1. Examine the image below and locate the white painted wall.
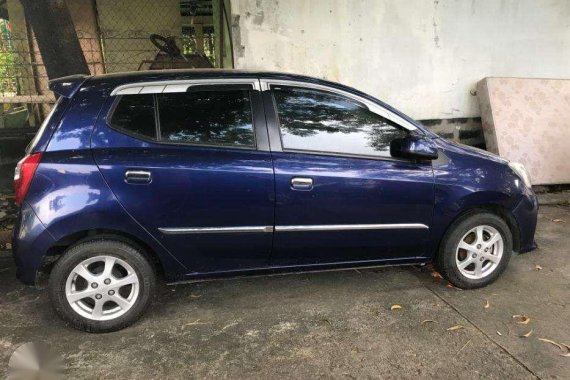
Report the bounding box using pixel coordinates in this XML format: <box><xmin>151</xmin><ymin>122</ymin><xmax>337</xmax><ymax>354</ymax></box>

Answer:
<box><xmin>231</xmin><ymin>0</ymin><xmax>570</xmax><ymax>120</ymax></box>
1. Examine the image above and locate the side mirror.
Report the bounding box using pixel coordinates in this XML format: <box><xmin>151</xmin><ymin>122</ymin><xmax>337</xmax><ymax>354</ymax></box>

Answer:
<box><xmin>390</xmin><ymin>135</ymin><xmax>438</xmax><ymax>160</ymax></box>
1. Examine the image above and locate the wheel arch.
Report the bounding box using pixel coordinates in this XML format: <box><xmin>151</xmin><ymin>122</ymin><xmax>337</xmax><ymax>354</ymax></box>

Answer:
<box><xmin>40</xmin><ymin>228</ymin><xmax>166</xmax><ymax>281</ymax></box>
<box><xmin>437</xmin><ymin>204</ymin><xmax>521</xmax><ymax>256</ymax></box>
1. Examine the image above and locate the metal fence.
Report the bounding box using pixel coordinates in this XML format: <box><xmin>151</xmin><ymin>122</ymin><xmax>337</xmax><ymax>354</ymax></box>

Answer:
<box><xmin>0</xmin><ymin>0</ymin><xmax>229</xmax><ymax>128</ymax></box>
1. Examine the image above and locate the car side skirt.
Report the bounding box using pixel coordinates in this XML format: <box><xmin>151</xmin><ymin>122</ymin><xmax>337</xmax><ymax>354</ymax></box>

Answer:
<box><xmin>168</xmin><ymin>256</ymin><xmax>430</xmax><ymax>285</ymax></box>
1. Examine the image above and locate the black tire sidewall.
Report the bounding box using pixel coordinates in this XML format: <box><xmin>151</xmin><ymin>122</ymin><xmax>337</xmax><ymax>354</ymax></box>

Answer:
<box><xmin>49</xmin><ymin>239</ymin><xmax>155</xmax><ymax>333</ymax></box>
<box><xmin>437</xmin><ymin>212</ymin><xmax>513</xmax><ymax>289</ymax></box>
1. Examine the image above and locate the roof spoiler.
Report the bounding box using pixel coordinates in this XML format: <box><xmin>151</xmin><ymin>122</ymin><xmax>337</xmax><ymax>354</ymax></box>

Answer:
<box><xmin>48</xmin><ymin>74</ymin><xmax>89</xmax><ymax>98</ymax></box>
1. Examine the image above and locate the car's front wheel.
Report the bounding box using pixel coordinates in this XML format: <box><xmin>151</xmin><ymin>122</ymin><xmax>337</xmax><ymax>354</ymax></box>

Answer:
<box><xmin>436</xmin><ymin>212</ymin><xmax>513</xmax><ymax>289</ymax></box>
<box><xmin>49</xmin><ymin>239</ymin><xmax>155</xmax><ymax>333</ymax></box>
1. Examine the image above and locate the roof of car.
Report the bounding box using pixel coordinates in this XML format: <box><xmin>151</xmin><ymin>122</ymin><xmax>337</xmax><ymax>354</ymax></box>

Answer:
<box><xmin>93</xmin><ymin>69</ymin><xmax>319</xmax><ymax>80</ymax></box>
<box><xmin>85</xmin><ymin>69</ymin><xmax>380</xmax><ymax>110</ymax></box>
<box><xmin>84</xmin><ymin>68</ymin><xmax>374</xmax><ymax>108</ymax></box>
<box><xmin>86</xmin><ymin>69</ymin><xmax>343</xmax><ymax>89</ymax></box>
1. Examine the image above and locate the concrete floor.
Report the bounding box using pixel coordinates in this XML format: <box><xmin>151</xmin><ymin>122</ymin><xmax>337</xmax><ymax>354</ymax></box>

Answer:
<box><xmin>0</xmin><ymin>206</ymin><xmax>569</xmax><ymax>379</ymax></box>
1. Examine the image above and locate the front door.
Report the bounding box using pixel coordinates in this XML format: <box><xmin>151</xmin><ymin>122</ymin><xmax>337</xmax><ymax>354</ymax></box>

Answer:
<box><xmin>263</xmin><ymin>83</ymin><xmax>435</xmax><ymax>266</ymax></box>
<box><xmin>92</xmin><ymin>79</ymin><xmax>275</xmax><ymax>273</ymax></box>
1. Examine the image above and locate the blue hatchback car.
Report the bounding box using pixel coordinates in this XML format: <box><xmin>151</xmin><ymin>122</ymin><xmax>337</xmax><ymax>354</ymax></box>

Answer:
<box><xmin>13</xmin><ymin>70</ymin><xmax>537</xmax><ymax>332</ymax></box>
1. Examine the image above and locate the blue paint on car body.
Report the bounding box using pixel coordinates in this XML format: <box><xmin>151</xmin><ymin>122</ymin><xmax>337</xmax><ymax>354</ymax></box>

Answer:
<box><xmin>12</xmin><ymin>70</ymin><xmax>537</xmax><ymax>285</ymax></box>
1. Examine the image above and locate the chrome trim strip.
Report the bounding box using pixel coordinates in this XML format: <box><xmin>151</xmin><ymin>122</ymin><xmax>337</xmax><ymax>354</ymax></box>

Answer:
<box><xmin>159</xmin><ymin>223</ymin><xmax>428</xmax><ymax>235</ymax></box>
<box><xmin>275</xmin><ymin>223</ymin><xmax>429</xmax><ymax>232</ymax></box>
<box><xmin>259</xmin><ymin>79</ymin><xmax>417</xmax><ymax>131</ymax></box>
<box><xmin>159</xmin><ymin>226</ymin><xmax>274</xmax><ymax>235</ymax></box>
<box><xmin>112</xmin><ymin>78</ymin><xmax>261</xmax><ymax>96</ymax></box>
<box><xmin>117</xmin><ymin>86</ymin><xmax>142</xmax><ymax>95</ymax></box>
<box><xmin>139</xmin><ymin>85</ymin><xmax>165</xmax><ymax>94</ymax></box>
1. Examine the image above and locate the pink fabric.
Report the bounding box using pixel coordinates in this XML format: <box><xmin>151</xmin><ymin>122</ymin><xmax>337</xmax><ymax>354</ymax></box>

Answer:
<box><xmin>477</xmin><ymin>77</ymin><xmax>570</xmax><ymax>185</ymax></box>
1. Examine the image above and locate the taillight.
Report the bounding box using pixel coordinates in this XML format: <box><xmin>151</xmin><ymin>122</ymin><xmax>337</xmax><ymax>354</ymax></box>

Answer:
<box><xmin>14</xmin><ymin>152</ymin><xmax>43</xmax><ymax>206</ymax></box>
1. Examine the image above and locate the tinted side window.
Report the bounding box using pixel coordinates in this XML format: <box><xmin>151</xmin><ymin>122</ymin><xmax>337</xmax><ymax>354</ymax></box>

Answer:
<box><xmin>110</xmin><ymin>94</ymin><xmax>157</xmax><ymax>139</ymax></box>
<box><xmin>272</xmin><ymin>86</ymin><xmax>408</xmax><ymax>157</ymax></box>
<box><xmin>157</xmin><ymin>89</ymin><xmax>255</xmax><ymax>147</ymax></box>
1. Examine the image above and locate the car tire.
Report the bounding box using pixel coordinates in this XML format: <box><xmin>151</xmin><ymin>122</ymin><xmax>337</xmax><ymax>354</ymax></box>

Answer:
<box><xmin>436</xmin><ymin>211</ymin><xmax>513</xmax><ymax>289</ymax></box>
<box><xmin>49</xmin><ymin>239</ymin><xmax>155</xmax><ymax>333</ymax></box>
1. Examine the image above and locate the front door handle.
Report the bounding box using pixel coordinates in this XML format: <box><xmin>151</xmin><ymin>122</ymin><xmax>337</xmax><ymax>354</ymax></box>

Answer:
<box><xmin>125</xmin><ymin>170</ymin><xmax>152</xmax><ymax>184</ymax></box>
<box><xmin>291</xmin><ymin>177</ymin><xmax>313</xmax><ymax>190</ymax></box>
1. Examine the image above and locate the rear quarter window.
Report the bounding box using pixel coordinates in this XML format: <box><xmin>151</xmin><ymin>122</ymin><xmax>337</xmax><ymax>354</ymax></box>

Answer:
<box><xmin>109</xmin><ymin>94</ymin><xmax>157</xmax><ymax>139</ymax></box>
<box><xmin>109</xmin><ymin>89</ymin><xmax>256</xmax><ymax>148</ymax></box>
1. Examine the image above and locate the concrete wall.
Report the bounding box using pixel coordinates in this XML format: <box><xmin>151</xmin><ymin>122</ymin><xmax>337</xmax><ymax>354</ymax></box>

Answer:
<box><xmin>230</xmin><ymin>0</ymin><xmax>570</xmax><ymax>121</ymax></box>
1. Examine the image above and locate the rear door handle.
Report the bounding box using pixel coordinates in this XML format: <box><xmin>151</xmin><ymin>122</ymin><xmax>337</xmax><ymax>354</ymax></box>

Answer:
<box><xmin>125</xmin><ymin>170</ymin><xmax>152</xmax><ymax>184</ymax></box>
<box><xmin>291</xmin><ymin>177</ymin><xmax>313</xmax><ymax>190</ymax></box>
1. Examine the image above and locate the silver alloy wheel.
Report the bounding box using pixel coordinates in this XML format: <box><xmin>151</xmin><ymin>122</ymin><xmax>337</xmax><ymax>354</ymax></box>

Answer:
<box><xmin>455</xmin><ymin>225</ymin><xmax>504</xmax><ymax>280</ymax></box>
<box><xmin>65</xmin><ymin>255</ymin><xmax>140</xmax><ymax>321</ymax></box>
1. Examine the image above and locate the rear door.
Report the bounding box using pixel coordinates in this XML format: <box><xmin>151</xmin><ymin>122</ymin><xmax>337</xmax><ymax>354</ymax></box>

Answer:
<box><xmin>262</xmin><ymin>80</ymin><xmax>435</xmax><ymax>266</ymax></box>
<box><xmin>92</xmin><ymin>78</ymin><xmax>275</xmax><ymax>273</ymax></box>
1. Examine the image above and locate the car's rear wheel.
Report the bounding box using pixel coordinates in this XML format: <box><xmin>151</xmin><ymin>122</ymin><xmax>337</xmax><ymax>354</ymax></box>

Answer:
<box><xmin>436</xmin><ymin>212</ymin><xmax>513</xmax><ymax>289</ymax></box>
<box><xmin>49</xmin><ymin>239</ymin><xmax>155</xmax><ymax>333</ymax></box>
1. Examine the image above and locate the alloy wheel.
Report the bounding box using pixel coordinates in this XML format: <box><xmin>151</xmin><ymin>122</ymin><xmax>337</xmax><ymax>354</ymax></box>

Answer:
<box><xmin>455</xmin><ymin>225</ymin><xmax>504</xmax><ymax>280</ymax></box>
<box><xmin>65</xmin><ymin>255</ymin><xmax>140</xmax><ymax>321</ymax></box>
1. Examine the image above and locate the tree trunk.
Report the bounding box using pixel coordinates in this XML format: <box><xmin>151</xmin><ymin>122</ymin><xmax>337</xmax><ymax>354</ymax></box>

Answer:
<box><xmin>20</xmin><ymin>0</ymin><xmax>89</xmax><ymax>79</ymax></box>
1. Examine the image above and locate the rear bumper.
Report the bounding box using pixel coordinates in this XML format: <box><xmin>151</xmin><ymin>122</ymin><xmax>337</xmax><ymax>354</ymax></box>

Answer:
<box><xmin>512</xmin><ymin>189</ymin><xmax>538</xmax><ymax>253</ymax></box>
<box><xmin>12</xmin><ymin>202</ymin><xmax>55</xmax><ymax>285</ymax></box>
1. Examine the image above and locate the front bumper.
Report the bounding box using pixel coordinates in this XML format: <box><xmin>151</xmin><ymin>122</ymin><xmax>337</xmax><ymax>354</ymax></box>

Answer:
<box><xmin>512</xmin><ymin>189</ymin><xmax>538</xmax><ymax>253</ymax></box>
<box><xmin>12</xmin><ymin>202</ymin><xmax>56</xmax><ymax>285</ymax></box>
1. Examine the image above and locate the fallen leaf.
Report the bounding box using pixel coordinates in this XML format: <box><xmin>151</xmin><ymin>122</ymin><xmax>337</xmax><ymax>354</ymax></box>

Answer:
<box><xmin>431</xmin><ymin>271</ymin><xmax>443</xmax><ymax>280</ymax></box>
<box><xmin>185</xmin><ymin>319</ymin><xmax>210</xmax><ymax>326</ymax></box>
<box><xmin>539</xmin><ymin>338</ymin><xmax>564</xmax><ymax>351</ymax></box>
<box><xmin>446</xmin><ymin>283</ymin><xmax>462</xmax><ymax>290</ymax></box>
<box><xmin>561</xmin><ymin>344</ymin><xmax>570</xmax><ymax>357</ymax></box>
<box><xmin>447</xmin><ymin>325</ymin><xmax>465</xmax><ymax>331</ymax></box>
<box><xmin>520</xmin><ymin>330</ymin><xmax>533</xmax><ymax>338</ymax></box>
<box><xmin>552</xmin><ymin>219</ymin><xmax>566</xmax><ymax>223</ymax></box>
<box><xmin>190</xmin><ymin>293</ymin><xmax>202</xmax><ymax>299</ymax></box>
<box><xmin>497</xmin><ymin>331</ymin><xmax>502</xmax><ymax>336</ymax></box>
<box><xmin>539</xmin><ymin>340</ymin><xmax>570</xmax><ymax>357</ymax></box>
<box><xmin>513</xmin><ymin>314</ymin><xmax>531</xmax><ymax>324</ymax></box>
<box><xmin>421</xmin><ymin>319</ymin><xmax>437</xmax><ymax>325</ymax></box>
<box><xmin>457</xmin><ymin>339</ymin><xmax>472</xmax><ymax>354</ymax></box>
<box><xmin>484</xmin><ymin>300</ymin><xmax>490</xmax><ymax>309</ymax></box>
<box><xmin>390</xmin><ymin>304</ymin><xmax>402</xmax><ymax>311</ymax></box>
